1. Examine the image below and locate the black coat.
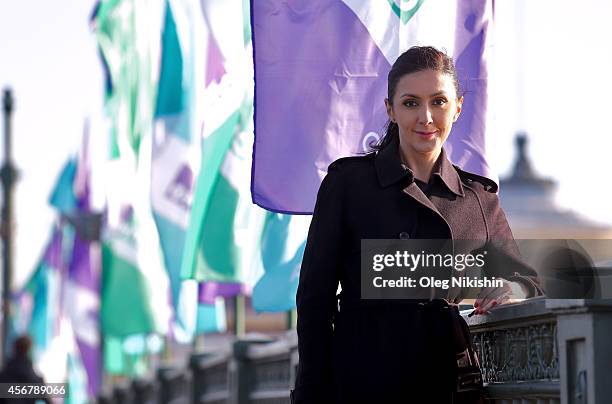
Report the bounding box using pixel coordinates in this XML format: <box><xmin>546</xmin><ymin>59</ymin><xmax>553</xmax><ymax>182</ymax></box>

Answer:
<box><xmin>0</xmin><ymin>355</ymin><xmax>50</xmax><ymax>404</ymax></box>
<box><xmin>293</xmin><ymin>137</ymin><xmax>540</xmax><ymax>403</ymax></box>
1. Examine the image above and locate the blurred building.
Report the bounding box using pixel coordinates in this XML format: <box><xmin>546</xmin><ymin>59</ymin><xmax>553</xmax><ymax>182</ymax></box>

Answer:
<box><xmin>500</xmin><ymin>134</ymin><xmax>612</xmax><ymax>244</ymax></box>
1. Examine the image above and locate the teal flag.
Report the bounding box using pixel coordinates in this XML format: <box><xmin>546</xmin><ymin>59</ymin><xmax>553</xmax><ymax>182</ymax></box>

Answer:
<box><xmin>187</xmin><ymin>104</ymin><xmax>266</xmax><ymax>284</ymax></box>
<box><xmin>252</xmin><ymin>214</ymin><xmax>311</xmax><ymax>312</ymax></box>
<box><xmin>94</xmin><ymin>0</ymin><xmax>165</xmax><ymax>159</ymax></box>
<box><xmin>151</xmin><ymin>0</ymin><xmax>198</xmax><ymax>341</ymax></box>
<box><xmin>94</xmin><ymin>0</ymin><xmax>172</xmax><ymax>340</ymax></box>
<box><xmin>101</xmin><ymin>200</ymin><xmax>170</xmax><ymax>338</ymax></box>
<box><xmin>180</xmin><ymin>0</ymin><xmax>256</xmax><ymax>285</ymax></box>
<box><xmin>196</xmin><ymin>298</ymin><xmax>227</xmax><ymax>334</ymax></box>
<box><xmin>152</xmin><ymin>0</ymin><xmax>234</xmax><ymax>339</ymax></box>
<box><xmin>49</xmin><ymin>158</ymin><xmax>78</xmax><ymax>214</ymax></box>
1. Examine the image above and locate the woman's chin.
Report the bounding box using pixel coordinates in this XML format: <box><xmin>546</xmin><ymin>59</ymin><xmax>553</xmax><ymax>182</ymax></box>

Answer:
<box><xmin>400</xmin><ymin>137</ymin><xmax>443</xmax><ymax>157</ymax></box>
<box><xmin>413</xmin><ymin>142</ymin><xmax>442</xmax><ymax>155</ymax></box>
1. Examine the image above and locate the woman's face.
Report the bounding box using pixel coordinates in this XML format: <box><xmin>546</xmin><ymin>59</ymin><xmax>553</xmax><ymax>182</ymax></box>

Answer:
<box><xmin>385</xmin><ymin>69</ymin><xmax>463</xmax><ymax>159</ymax></box>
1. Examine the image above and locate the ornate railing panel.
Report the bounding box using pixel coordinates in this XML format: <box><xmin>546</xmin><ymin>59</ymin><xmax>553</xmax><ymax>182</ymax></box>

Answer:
<box><xmin>473</xmin><ymin>322</ymin><xmax>559</xmax><ymax>383</ymax></box>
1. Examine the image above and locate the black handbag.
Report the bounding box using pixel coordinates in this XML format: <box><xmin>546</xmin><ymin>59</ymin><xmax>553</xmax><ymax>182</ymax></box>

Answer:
<box><xmin>450</xmin><ymin>307</ymin><xmax>484</xmax><ymax>403</ymax></box>
<box><xmin>455</xmin><ymin>345</ymin><xmax>483</xmax><ymax>393</ymax></box>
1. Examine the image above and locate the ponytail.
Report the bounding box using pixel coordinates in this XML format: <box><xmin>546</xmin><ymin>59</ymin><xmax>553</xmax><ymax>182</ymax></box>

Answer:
<box><xmin>370</xmin><ymin>120</ymin><xmax>399</xmax><ymax>152</ymax></box>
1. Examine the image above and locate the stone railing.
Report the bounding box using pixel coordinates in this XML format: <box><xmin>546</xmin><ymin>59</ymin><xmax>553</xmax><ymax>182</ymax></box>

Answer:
<box><xmin>468</xmin><ymin>298</ymin><xmax>560</xmax><ymax>403</ymax></box>
<box><xmin>98</xmin><ymin>299</ymin><xmax>612</xmax><ymax>404</ymax></box>
<box><xmin>191</xmin><ymin>350</ymin><xmax>231</xmax><ymax>403</ymax></box>
<box><xmin>467</xmin><ymin>297</ymin><xmax>612</xmax><ymax>404</ymax></box>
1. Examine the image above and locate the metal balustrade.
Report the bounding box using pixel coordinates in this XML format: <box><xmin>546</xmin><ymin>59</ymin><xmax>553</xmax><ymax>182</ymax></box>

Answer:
<box><xmin>132</xmin><ymin>377</ymin><xmax>158</xmax><ymax>404</ymax></box>
<box><xmin>98</xmin><ymin>298</ymin><xmax>612</xmax><ymax>404</ymax></box>
<box><xmin>467</xmin><ymin>298</ymin><xmax>612</xmax><ymax>404</ymax></box>
<box><xmin>191</xmin><ymin>352</ymin><xmax>231</xmax><ymax>404</ymax></box>
<box><xmin>158</xmin><ymin>366</ymin><xmax>192</xmax><ymax>404</ymax></box>
<box><xmin>232</xmin><ymin>337</ymin><xmax>293</xmax><ymax>404</ymax></box>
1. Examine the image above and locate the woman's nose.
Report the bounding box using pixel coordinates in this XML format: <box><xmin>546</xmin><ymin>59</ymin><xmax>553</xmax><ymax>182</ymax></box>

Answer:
<box><xmin>418</xmin><ymin>106</ymin><xmax>433</xmax><ymax>125</ymax></box>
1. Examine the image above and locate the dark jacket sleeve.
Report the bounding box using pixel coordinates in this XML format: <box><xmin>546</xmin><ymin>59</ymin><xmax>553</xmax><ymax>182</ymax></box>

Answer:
<box><xmin>484</xmin><ymin>193</ymin><xmax>543</xmax><ymax>298</ymax></box>
<box><xmin>293</xmin><ymin>166</ymin><xmax>344</xmax><ymax>403</ymax></box>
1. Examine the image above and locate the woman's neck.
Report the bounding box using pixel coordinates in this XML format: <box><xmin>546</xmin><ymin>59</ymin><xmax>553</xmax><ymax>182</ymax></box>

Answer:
<box><xmin>400</xmin><ymin>148</ymin><xmax>441</xmax><ymax>182</ymax></box>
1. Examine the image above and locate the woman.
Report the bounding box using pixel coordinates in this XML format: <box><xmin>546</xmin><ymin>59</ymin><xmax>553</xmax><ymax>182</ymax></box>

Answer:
<box><xmin>292</xmin><ymin>47</ymin><xmax>540</xmax><ymax>403</ymax></box>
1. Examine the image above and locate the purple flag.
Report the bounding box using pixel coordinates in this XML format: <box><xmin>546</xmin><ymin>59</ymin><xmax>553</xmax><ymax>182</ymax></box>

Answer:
<box><xmin>447</xmin><ymin>1</ymin><xmax>494</xmax><ymax>178</ymax></box>
<box><xmin>198</xmin><ymin>281</ymin><xmax>245</xmax><ymax>305</ymax></box>
<box><xmin>64</xmin><ymin>126</ymin><xmax>102</xmax><ymax>396</ymax></box>
<box><xmin>43</xmin><ymin>227</ymin><xmax>64</xmax><ymax>269</ymax></box>
<box><xmin>251</xmin><ymin>0</ymin><xmax>494</xmax><ymax>213</ymax></box>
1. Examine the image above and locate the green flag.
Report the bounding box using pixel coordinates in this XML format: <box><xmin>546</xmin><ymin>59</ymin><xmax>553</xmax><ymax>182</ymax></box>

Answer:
<box><xmin>94</xmin><ymin>0</ymin><xmax>172</xmax><ymax>339</ymax></box>
<box><xmin>94</xmin><ymin>0</ymin><xmax>165</xmax><ymax>160</ymax></box>
<box><xmin>101</xmin><ymin>160</ymin><xmax>171</xmax><ymax>338</ymax></box>
<box><xmin>189</xmin><ymin>104</ymin><xmax>266</xmax><ymax>284</ymax></box>
<box><xmin>180</xmin><ymin>0</ymin><xmax>255</xmax><ymax>282</ymax></box>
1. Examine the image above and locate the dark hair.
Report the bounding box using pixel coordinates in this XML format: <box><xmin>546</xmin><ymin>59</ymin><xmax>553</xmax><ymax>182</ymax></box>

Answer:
<box><xmin>370</xmin><ymin>46</ymin><xmax>460</xmax><ymax>151</ymax></box>
<box><xmin>14</xmin><ymin>335</ymin><xmax>32</xmax><ymax>358</ymax></box>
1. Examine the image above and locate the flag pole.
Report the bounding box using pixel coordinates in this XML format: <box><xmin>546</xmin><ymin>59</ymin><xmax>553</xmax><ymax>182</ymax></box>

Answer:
<box><xmin>1</xmin><ymin>88</ymin><xmax>18</xmax><ymax>365</ymax></box>
<box><xmin>286</xmin><ymin>309</ymin><xmax>297</xmax><ymax>330</ymax></box>
<box><xmin>233</xmin><ymin>295</ymin><xmax>245</xmax><ymax>337</ymax></box>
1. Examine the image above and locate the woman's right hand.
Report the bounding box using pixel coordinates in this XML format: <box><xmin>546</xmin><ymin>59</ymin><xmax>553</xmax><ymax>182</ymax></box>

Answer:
<box><xmin>473</xmin><ymin>280</ymin><xmax>527</xmax><ymax>315</ymax></box>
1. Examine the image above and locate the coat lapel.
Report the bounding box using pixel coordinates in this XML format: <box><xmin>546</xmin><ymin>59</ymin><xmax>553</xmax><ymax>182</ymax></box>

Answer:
<box><xmin>375</xmin><ymin>135</ymin><xmax>449</xmax><ymax>217</ymax></box>
<box><xmin>401</xmin><ymin>182</ymin><xmax>442</xmax><ymax>215</ymax></box>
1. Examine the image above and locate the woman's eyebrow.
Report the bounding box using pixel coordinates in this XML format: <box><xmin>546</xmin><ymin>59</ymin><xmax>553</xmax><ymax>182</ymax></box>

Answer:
<box><xmin>399</xmin><ymin>91</ymin><xmax>447</xmax><ymax>98</ymax></box>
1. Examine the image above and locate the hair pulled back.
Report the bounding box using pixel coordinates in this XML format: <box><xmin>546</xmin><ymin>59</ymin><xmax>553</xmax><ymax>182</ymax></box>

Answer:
<box><xmin>14</xmin><ymin>335</ymin><xmax>32</xmax><ymax>358</ymax></box>
<box><xmin>371</xmin><ymin>46</ymin><xmax>460</xmax><ymax>151</ymax></box>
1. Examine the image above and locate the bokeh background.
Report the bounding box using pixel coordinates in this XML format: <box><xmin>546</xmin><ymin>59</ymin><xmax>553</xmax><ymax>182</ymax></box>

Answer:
<box><xmin>1</xmin><ymin>0</ymin><xmax>611</xmax><ymax>402</ymax></box>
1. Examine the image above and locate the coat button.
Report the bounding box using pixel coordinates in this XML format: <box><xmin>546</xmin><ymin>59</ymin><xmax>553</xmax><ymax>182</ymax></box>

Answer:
<box><xmin>398</xmin><ymin>232</ymin><xmax>410</xmax><ymax>239</ymax></box>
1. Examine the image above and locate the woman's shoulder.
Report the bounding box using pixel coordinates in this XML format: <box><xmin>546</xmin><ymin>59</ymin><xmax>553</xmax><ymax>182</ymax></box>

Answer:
<box><xmin>328</xmin><ymin>152</ymin><xmax>376</xmax><ymax>173</ymax></box>
<box><xmin>452</xmin><ymin>164</ymin><xmax>498</xmax><ymax>194</ymax></box>
<box><xmin>451</xmin><ymin>166</ymin><xmax>508</xmax><ymax>223</ymax></box>
<box><xmin>320</xmin><ymin>153</ymin><xmax>378</xmax><ymax>192</ymax></box>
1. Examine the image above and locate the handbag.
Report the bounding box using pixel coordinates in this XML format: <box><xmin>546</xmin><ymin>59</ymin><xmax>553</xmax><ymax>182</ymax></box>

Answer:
<box><xmin>455</xmin><ymin>344</ymin><xmax>483</xmax><ymax>393</ymax></box>
<box><xmin>449</xmin><ymin>306</ymin><xmax>484</xmax><ymax>402</ymax></box>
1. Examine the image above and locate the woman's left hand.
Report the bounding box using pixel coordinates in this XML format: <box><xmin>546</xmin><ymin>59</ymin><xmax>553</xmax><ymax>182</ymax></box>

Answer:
<box><xmin>473</xmin><ymin>280</ymin><xmax>528</xmax><ymax>315</ymax></box>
